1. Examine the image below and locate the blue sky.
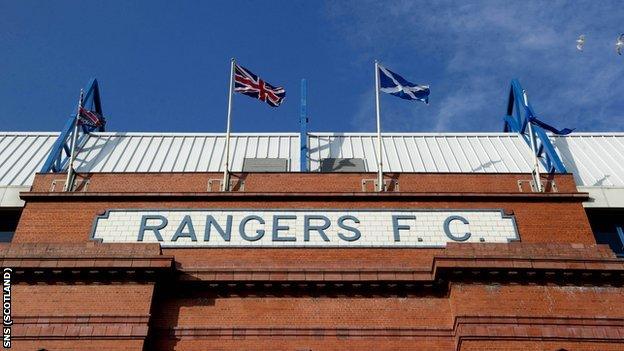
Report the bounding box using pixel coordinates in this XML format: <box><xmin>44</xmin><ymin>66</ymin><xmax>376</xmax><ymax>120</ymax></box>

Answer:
<box><xmin>1</xmin><ymin>1</ymin><xmax>623</xmax><ymax>133</ymax></box>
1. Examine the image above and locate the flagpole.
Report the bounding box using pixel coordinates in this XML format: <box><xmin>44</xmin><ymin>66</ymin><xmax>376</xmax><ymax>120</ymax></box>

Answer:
<box><xmin>222</xmin><ymin>58</ymin><xmax>235</xmax><ymax>192</ymax></box>
<box><xmin>523</xmin><ymin>89</ymin><xmax>543</xmax><ymax>192</ymax></box>
<box><xmin>374</xmin><ymin>60</ymin><xmax>384</xmax><ymax>192</ymax></box>
<box><xmin>64</xmin><ymin>90</ymin><xmax>83</xmax><ymax>192</ymax></box>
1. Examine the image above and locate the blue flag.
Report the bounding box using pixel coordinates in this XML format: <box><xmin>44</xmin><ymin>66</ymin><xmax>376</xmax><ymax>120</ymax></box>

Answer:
<box><xmin>378</xmin><ymin>64</ymin><xmax>430</xmax><ymax>104</ymax></box>
<box><xmin>528</xmin><ymin>116</ymin><xmax>574</xmax><ymax>135</ymax></box>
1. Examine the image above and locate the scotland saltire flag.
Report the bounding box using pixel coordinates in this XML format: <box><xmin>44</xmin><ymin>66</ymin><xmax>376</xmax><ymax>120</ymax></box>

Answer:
<box><xmin>234</xmin><ymin>64</ymin><xmax>286</xmax><ymax>107</ymax></box>
<box><xmin>378</xmin><ymin>65</ymin><xmax>430</xmax><ymax>104</ymax></box>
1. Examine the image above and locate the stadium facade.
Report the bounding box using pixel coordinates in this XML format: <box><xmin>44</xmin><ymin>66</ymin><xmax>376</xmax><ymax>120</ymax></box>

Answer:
<box><xmin>1</xmin><ymin>107</ymin><xmax>624</xmax><ymax>349</ymax></box>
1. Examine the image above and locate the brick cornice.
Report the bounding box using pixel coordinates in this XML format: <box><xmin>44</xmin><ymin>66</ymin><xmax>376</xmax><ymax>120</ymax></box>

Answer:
<box><xmin>20</xmin><ymin>191</ymin><xmax>589</xmax><ymax>202</ymax></box>
<box><xmin>5</xmin><ymin>243</ymin><xmax>622</xmax><ymax>285</ymax></box>
<box><xmin>178</xmin><ymin>243</ymin><xmax>624</xmax><ymax>284</ymax></box>
<box><xmin>454</xmin><ymin>316</ymin><xmax>624</xmax><ymax>350</ymax></box>
<box><xmin>179</xmin><ymin>256</ymin><xmax>624</xmax><ymax>283</ymax></box>
<box><xmin>0</xmin><ymin>243</ymin><xmax>174</xmax><ymax>274</ymax></box>
<box><xmin>12</xmin><ymin>314</ymin><xmax>150</xmax><ymax>340</ymax></box>
<box><xmin>150</xmin><ymin>315</ymin><xmax>624</xmax><ymax>348</ymax></box>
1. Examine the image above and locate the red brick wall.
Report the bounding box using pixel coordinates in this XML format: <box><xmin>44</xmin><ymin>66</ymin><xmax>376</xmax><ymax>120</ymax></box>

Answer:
<box><xmin>13</xmin><ymin>172</ymin><xmax>620</xmax><ymax>351</ymax></box>
<box><xmin>152</xmin><ymin>296</ymin><xmax>453</xmax><ymax>329</ymax></box>
<box><xmin>155</xmin><ymin>339</ymin><xmax>456</xmax><ymax>351</ymax></box>
<box><xmin>11</xmin><ymin>340</ymin><xmax>146</xmax><ymax>351</ymax></box>
<box><xmin>450</xmin><ymin>284</ymin><xmax>624</xmax><ymax>319</ymax></box>
<box><xmin>15</xmin><ymin>198</ymin><xmax>592</xmax><ymax>240</ymax></box>
<box><xmin>12</xmin><ymin>284</ymin><xmax>154</xmax><ymax>351</ymax></box>
<box><xmin>14</xmin><ymin>172</ymin><xmax>595</xmax><ymax>277</ymax></box>
<box><xmin>13</xmin><ymin>198</ymin><xmax>595</xmax><ymax>272</ymax></box>
<box><xmin>29</xmin><ymin>172</ymin><xmax>580</xmax><ymax>193</ymax></box>
<box><xmin>145</xmin><ymin>284</ymin><xmax>624</xmax><ymax>351</ymax></box>
<box><xmin>153</xmin><ymin>339</ymin><xmax>624</xmax><ymax>351</ymax></box>
<box><xmin>460</xmin><ymin>341</ymin><xmax>624</xmax><ymax>351</ymax></box>
<box><xmin>14</xmin><ymin>284</ymin><xmax>153</xmax><ymax>315</ymax></box>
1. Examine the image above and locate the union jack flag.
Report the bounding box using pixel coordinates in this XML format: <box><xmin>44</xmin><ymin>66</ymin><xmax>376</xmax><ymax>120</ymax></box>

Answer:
<box><xmin>234</xmin><ymin>63</ymin><xmax>286</xmax><ymax>107</ymax></box>
<box><xmin>78</xmin><ymin>106</ymin><xmax>105</xmax><ymax>128</ymax></box>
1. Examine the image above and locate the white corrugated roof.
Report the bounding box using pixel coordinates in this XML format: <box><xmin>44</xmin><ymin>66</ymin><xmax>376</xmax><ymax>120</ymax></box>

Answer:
<box><xmin>1</xmin><ymin>131</ymin><xmax>623</xmax><ymax>189</ymax></box>
<box><xmin>308</xmin><ymin>133</ymin><xmax>537</xmax><ymax>173</ymax></box>
<box><xmin>0</xmin><ymin>132</ymin><xmax>57</xmax><ymax>186</ymax></box>
<box><xmin>74</xmin><ymin>132</ymin><xmax>300</xmax><ymax>173</ymax></box>
<box><xmin>551</xmin><ymin>133</ymin><xmax>624</xmax><ymax>187</ymax></box>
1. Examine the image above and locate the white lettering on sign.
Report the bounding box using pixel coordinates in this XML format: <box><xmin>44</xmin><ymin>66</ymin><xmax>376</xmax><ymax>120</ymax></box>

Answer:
<box><xmin>90</xmin><ymin>209</ymin><xmax>519</xmax><ymax>248</ymax></box>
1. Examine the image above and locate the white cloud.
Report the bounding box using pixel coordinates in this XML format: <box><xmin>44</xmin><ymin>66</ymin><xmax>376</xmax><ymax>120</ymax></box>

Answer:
<box><xmin>324</xmin><ymin>0</ymin><xmax>624</xmax><ymax>132</ymax></box>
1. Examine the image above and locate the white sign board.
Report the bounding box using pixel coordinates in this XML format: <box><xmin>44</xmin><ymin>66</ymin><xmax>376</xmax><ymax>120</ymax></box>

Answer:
<box><xmin>90</xmin><ymin>209</ymin><xmax>519</xmax><ymax>248</ymax></box>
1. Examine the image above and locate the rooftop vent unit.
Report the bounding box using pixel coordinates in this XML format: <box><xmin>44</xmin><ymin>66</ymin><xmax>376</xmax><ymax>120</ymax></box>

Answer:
<box><xmin>242</xmin><ymin>158</ymin><xmax>289</xmax><ymax>172</ymax></box>
<box><xmin>320</xmin><ymin>158</ymin><xmax>366</xmax><ymax>172</ymax></box>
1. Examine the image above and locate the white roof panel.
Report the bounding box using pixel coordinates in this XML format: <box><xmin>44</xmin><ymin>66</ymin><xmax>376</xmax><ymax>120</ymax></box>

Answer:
<box><xmin>73</xmin><ymin>132</ymin><xmax>300</xmax><ymax>173</ymax></box>
<box><xmin>1</xmin><ymin>131</ymin><xmax>623</xmax><ymax>193</ymax></box>
<box><xmin>307</xmin><ymin>133</ymin><xmax>537</xmax><ymax>173</ymax></box>
<box><xmin>551</xmin><ymin>133</ymin><xmax>624</xmax><ymax>187</ymax></box>
<box><xmin>0</xmin><ymin>132</ymin><xmax>57</xmax><ymax>187</ymax></box>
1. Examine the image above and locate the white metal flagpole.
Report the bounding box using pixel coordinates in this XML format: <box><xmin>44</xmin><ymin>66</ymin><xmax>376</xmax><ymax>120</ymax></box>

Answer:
<box><xmin>374</xmin><ymin>60</ymin><xmax>384</xmax><ymax>192</ymax></box>
<box><xmin>64</xmin><ymin>90</ymin><xmax>84</xmax><ymax>192</ymax></box>
<box><xmin>222</xmin><ymin>58</ymin><xmax>235</xmax><ymax>191</ymax></box>
<box><xmin>523</xmin><ymin>89</ymin><xmax>543</xmax><ymax>192</ymax></box>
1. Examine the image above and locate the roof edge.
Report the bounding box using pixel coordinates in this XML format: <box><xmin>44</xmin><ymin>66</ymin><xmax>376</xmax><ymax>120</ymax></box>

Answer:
<box><xmin>2</xmin><ymin>131</ymin><xmax>624</xmax><ymax>137</ymax></box>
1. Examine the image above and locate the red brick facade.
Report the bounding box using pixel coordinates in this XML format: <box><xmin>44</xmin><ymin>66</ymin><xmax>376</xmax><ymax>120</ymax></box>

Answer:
<box><xmin>4</xmin><ymin>172</ymin><xmax>624</xmax><ymax>350</ymax></box>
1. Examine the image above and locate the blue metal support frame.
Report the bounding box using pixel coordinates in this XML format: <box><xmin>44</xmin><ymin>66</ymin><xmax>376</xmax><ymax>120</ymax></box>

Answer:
<box><xmin>300</xmin><ymin>79</ymin><xmax>308</xmax><ymax>172</ymax></box>
<box><xmin>503</xmin><ymin>79</ymin><xmax>567</xmax><ymax>174</ymax></box>
<box><xmin>41</xmin><ymin>79</ymin><xmax>105</xmax><ymax>173</ymax></box>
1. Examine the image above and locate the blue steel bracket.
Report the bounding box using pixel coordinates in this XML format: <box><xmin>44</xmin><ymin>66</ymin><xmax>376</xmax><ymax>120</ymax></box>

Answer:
<box><xmin>300</xmin><ymin>79</ymin><xmax>308</xmax><ymax>172</ymax></box>
<box><xmin>41</xmin><ymin>79</ymin><xmax>105</xmax><ymax>173</ymax></box>
<box><xmin>502</xmin><ymin>79</ymin><xmax>567</xmax><ymax>174</ymax></box>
